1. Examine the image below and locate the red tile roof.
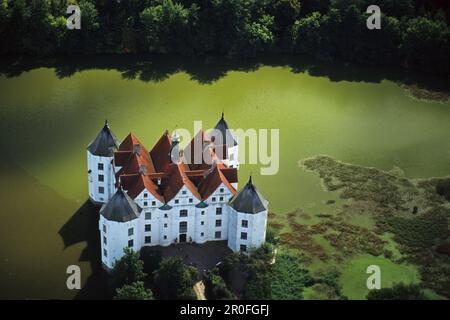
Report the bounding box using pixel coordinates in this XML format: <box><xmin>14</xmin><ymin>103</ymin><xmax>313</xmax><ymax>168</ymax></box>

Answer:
<box><xmin>115</xmin><ymin>129</ymin><xmax>237</xmax><ymax>203</ymax></box>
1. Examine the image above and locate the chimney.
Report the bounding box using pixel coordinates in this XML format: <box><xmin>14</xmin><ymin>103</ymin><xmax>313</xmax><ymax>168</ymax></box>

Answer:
<box><xmin>139</xmin><ymin>164</ymin><xmax>147</xmax><ymax>175</ymax></box>
<box><xmin>133</xmin><ymin>144</ymin><xmax>141</xmax><ymax>156</ymax></box>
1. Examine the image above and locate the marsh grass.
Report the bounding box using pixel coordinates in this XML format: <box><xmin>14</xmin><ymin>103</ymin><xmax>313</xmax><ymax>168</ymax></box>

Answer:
<box><xmin>298</xmin><ymin>155</ymin><xmax>450</xmax><ymax>298</ymax></box>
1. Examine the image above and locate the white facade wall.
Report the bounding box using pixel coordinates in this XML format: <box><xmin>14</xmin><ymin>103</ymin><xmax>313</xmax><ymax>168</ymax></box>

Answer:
<box><xmin>87</xmin><ymin>151</ymin><xmax>115</xmax><ymax>204</ymax></box>
<box><xmin>99</xmin><ymin>214</ymin><xmax>140</xmax><ymax>270</ymax></box>
<box><xmin>227</xmin><ymin>208</ymin><xmax>268</xmax><ymax>253</ymax></box>
<box><xmin>97</xmin><ymin>162</ymin><xmax>267</xmax><ymax>268</ymax></box>
<box><xmin>134</xmin><ymin>189</ymin><xmax>163</xmax><ymax>248</ymax></box>
<box><xmin>225</xmin><ymin>144</ymin><xmax>240</xmax><ymax>169</ymax></box>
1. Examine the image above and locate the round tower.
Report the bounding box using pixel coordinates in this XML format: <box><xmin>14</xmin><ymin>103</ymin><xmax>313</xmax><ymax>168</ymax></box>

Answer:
<box><xmin>227</xmin><ymin>176</ymin><xmax>268</xmax><ymax>253</ymax></box>
<box><xmin>87</xmin><ymin>120</ymin><xmax>119</xmax><ymax>205</ymax></box>
<box><xmin>214</xmin><ymin>112</ymin><xmax>239</xmax><ymax>170</ymax></box>
<box><xmin>99</xmin><ymin>187</ymin><xmax>142</xmax><ymax>271</ymax></box>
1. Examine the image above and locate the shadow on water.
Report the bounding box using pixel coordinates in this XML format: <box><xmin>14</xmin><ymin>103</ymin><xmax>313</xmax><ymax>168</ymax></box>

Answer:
<box><xmin>0</xmin><ymin>54</ymin><xmax>449</xmax><ymax>94</ymax></box>
<box><xmin>59</xmin><ymin>200</ymin><xmax>113</xmax><ymax>300</ymax></box>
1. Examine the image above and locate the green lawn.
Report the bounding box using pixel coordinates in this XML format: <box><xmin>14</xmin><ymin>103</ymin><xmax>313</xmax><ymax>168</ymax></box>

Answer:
<box><xmin>340</xmin><ymin>254</ymin><xmax>421</xmax><ymax>300</ymax></box>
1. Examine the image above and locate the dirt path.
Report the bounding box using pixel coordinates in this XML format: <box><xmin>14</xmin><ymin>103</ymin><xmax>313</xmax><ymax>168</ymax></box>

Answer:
<box><xmin>194</xmin><ymin>281</ymin><xmax>206</xmax><ymax>300</ymax></box>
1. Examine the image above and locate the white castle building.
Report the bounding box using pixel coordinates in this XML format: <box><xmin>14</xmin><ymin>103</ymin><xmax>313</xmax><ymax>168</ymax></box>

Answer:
<box><xmin>87</xmin><ymin>115</ymin><xmax>268</xmax><ymax>270</ymax></box>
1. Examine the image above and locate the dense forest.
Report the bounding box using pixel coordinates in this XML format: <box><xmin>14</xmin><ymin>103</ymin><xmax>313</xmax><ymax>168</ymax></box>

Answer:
<box><xmin>0</xmin><ymin>0</ymin><xmax>449</xmax><ymax>76</ymax></box>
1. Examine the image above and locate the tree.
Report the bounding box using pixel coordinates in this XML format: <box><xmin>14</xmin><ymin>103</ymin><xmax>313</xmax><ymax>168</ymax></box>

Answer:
<box><xmin>139</xmin><ymin>0</ymin><xmax>193</xmax><ymax>54</ymax></box>
<box><xmin>239</xmin><ymin>15</ymin><xmax>275</xmax><ymax>56</ymax></box>
<box><xmin>111</xmin><ymin>247</ymin><xmax>146</xmax><ymax>289</ymax></box>
<box><xmin>153</xmin><ymin>257</ymin><xmax>197</xmax><ymax>299</ymax></box>
<box><xmin>291</xmin><ymin>12</ymin><xmax>323</xmax><ymax>54</ymax></box>
<box><xmin>401</xmin><ymin>16</ymin><xmax>450</xmax><ymax>74</ymax></box>
<box><xmin>140</xmin><ymin>246</ymin><xmax>163</xmax><ymax>275</ymax></box>
<box><xmin>367</xmin><ymin>283</ymin><xmax>426</xmax><ymax>300</ymax></box>
<box><xmin>204</xmin><ymin>268</ymin><xmax>236</xmax><ymax>300</ymax></box>
<box><xmin>114</xmin><ymin>281</ymin><xmax>154</xmax><ymax>300</ymax></box>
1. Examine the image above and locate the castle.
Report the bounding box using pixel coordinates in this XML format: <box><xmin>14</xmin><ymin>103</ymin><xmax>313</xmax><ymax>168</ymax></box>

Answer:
<box><xmin>87</xmin><ymin>115</ymin><xmax>268</xmax><ymax>270</ymax></box>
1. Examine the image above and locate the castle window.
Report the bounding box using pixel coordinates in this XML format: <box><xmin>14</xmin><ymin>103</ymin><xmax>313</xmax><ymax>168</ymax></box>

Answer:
<box><xmin>215</xmin><ymin>220</ymin><xmax>222</xmax><ymax>227</ymax></box>
<box><xmin>143</xmin><ymin>201</ymin><xmax>148</xmax><ymax>207</ymax></box>
<box><xmin>128</xmin><ymin>239</ymin><xmax>134</xmax><ymax>247</ymax></box>
<box><xmin>128</xmin><ymin>227</ymin><xmax>134</xmax><ymax>236</ymax></box>
<box><xmin>180</xmin><ymin>210</ymin><xmax>188</xmax><ymax>218</ymax></box>
<box><xmin>145</xmin><ymin>212</ymin><xmax>151</xmax><ymax>220</ymax></box>
<box><xmin>103</xmin><ymin>249</ymin><xmax>107</xmax><ymax>257</ymax></box>
<box><xmin>152</xmin><ymin>201</ymin><xmax>156</xmax><ymax>206</ymax></box>
<box><xmin>212</xmin><ymin>197</ymin><xmax>216</xmax><ymax>202</ymax></box>
<box><xmin>241</xmin><ymin>220</ymin><xmax>248</xmax><ymax>228</ymax></box>
<box><xmin>164</xmin><ymin>223</ymin><xmax>168</xmax><ymax>228</ymax></box>
<box><xmin>145</xmin><ymin>224</ymin><xmax>151</xmax><ymax>232</ymax></box>
<box><xmin>241</xmin><ymin>232</ymin><xmax>247</xmax><ymax>240</ymax></box>
<box><xmin>219</xmin><ymin>196</ymin><xmax>224</xmax><ymax>202</ymax></box>
<box><xmin>240</xmin><ymin>245</ymin><xmax>247</xmax><ymax>252</ymax></box>
<box><xmin>174</xmin><ymin>199</ymin><xmax>179</xmax><ymax>204</ymax></box>
<box><xmin>98</xmin><ymin>163</ymin><xmax>104</xmax><ymax>171</ymax></box>
<box><xmin>164</xmin><ymin>214</ymin><xmax>168</xmax><ymax>218</ymax></box>
<box><xmin>145</xmin><ymin>236</ymin><xmax>151</xmax><ymax>244</ymax></box>
<box><xmin>201</xmin><ymin>211</ymin><xmax>205</xmax><ymax>215</ymax></box>
<box><xmin>103</xmin><ymin>224</ymin><xmax>107</xmax><ymax>233</ymax></box>
<box><xmin>201</xmin><ymin>221</ymin><xmax>204</xmax><ymax>226</ymax></box>
<box><xmin>216</xmin><ymin>207</ymin><xmax>222</xmax><ymax>215</ymax></box>
<box><xmin>98</xmin><ymin>174</ymin><xmax>104</xmax><ymax>182</ymax></box>
<box><xmin>163</xmin><ymin>235</ymin><xmax>167</xmax><ymax>240</ymax></box>
<box><xmin>103</xmin><ymin>236</ymin><xmax>107</xmax><ymax>245</ymax></box>
<box><xmin>98</xmin><ymin>186</ymin><xmax>104</xmax><ymax>194</ymax></box>
<box><xmin>179</xmin><ymin>221</ymin><xmax>187</xmax><ymax>233</ymax></box>
<box><xmin>189</xmin><ymin>198</ymin><xmax>193</xmax><ymax>203</ymax></box>
<box><xmin>200</xmin><ymin>232</ymin><xmax>204</xmax><ymax>237</ymax></box>
<box><xmin>220</xmin><ymin>188</ymin><xmax>224</xmax><ymax>193</ymax></box>
<box><xmin>215</xmin><ymin>231</ymin><xmax>221</xmax><ymax>239</ymax></box>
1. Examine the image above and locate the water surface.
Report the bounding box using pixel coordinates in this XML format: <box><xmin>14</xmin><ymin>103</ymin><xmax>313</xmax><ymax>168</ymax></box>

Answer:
<box><xmin>0</xmin><ymin>61</ymin><xmax>449</xmax><ymax>299</ymax></box>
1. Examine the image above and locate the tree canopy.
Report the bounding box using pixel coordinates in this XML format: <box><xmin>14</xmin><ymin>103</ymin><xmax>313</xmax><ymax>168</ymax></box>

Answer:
<box><xmin>0</xmin><ymin>0</ymin><xmax>448</xmax><ymax>75</ymax></box>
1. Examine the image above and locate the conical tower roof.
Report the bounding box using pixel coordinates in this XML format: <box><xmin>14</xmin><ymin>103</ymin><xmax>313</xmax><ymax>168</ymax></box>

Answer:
<box><xmin>214</xmin><ymin>113</ymin><xmax>237</xmax><ymax>146</ymax></box>
<box><xmin>229</xmin><ymin>176</ymin><xmax>268</xmax><ymax>214</ymax></box>
<box><xmin>100</xmin><ymin>187</ymin><xmax>142</xmax><ymax>222</ymax></box>
<box><xmin>87</xmin><ymin>120</ymin><xmax>119</xmax><ymax>157</ymax></box>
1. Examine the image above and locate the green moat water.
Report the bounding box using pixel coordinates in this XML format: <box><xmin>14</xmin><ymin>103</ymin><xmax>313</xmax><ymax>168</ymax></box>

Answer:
<box><xmin>0</xmin><ymin>61</ymin><xmax>449</xmax><ymax>299</ymax></box>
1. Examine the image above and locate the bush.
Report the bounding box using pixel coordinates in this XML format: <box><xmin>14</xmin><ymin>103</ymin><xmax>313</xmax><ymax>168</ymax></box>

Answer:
<box><xmin>114</xmin><ymin>281</ymin><xmax>153</xmax><ymax>300</ymax></box>
<box><xmin>367</xmin><ymin>283</ymin><xmax>425</xmax><ymax>300</ymax></box>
